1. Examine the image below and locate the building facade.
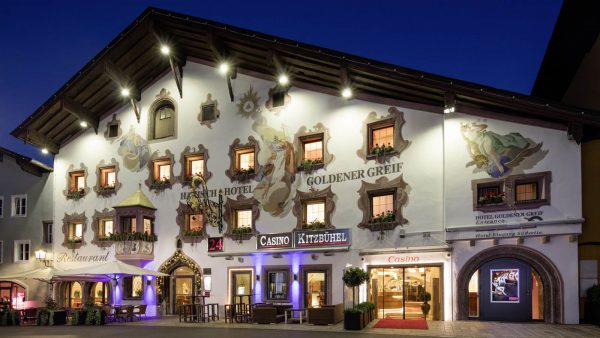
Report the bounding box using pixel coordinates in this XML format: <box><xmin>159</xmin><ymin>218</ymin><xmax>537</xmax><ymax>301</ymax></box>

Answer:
<box><xmin>12</xmin><ymin>8</ymin><xmax>600</xmax><ymax>324</ymax></box>
<box><xmin>0</xmin><ymin>147</ymin><xmax>53</xmax><ymax>308</ymax></box>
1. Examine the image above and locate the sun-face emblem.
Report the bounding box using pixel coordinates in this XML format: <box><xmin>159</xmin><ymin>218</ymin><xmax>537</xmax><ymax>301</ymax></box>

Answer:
<box><xmin>237</xmin><ymin>86</ymin><xmax>261</xmax><ymax>118</ymax></box>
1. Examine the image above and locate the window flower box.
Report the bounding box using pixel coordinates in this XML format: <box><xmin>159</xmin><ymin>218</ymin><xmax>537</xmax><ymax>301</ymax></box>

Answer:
<box><xmin>150</xmin><ymin>179</ymin><xmax>171</xmax><ymax>191</ymax></box>
<box><xmin>478</xmin><ymin>192</ymin><xmax>505</xmax><ymax>205</ymax></box>
<box><xmin>303</xmin><ymin>219</ymin><xmax>327</xmax><ymax>230</ymax></box>
<box><xmin>67</xmin><ymin>188</ymin><xmax>85</xmax><ymax>200</ymax></box>
<box><xmin>97</xmin><ymin>185</ymin><xmax>116</xmax><ymax>197</ymax></box>
<box><xmin>298</xmin><ymin>158</ymin><xmax>323</xmax><ymax>173</ymax></box>
<box><xmin>233</xmin><ymin>167</ymin><xmax>255</xmax><ymax>181</ymax></box>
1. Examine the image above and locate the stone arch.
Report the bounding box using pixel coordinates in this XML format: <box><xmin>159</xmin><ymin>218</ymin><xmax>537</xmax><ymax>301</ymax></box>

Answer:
<box><xmin>157</xmin><ymin>249</ymin><xmax>203</xmax><ymax>300</ymax></box>
<box><xmin>456</xmin><ymin>244</ymin><xmax>564</xmax><ymax>323</ymax></box>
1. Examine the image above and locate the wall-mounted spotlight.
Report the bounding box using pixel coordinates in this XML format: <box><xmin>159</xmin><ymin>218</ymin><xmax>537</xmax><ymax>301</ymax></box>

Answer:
<box><xmin>341</xmin><ymin>87</ymin><xmax>353</xmax><ymax>99</ymax></box>
<box><xmin>218</xmin><ymin>62</ymin><xmax>230</xmax><ymax>76</ymax></box>
<box><xmin>79</xmin><ymin>121</ymin><xmax>88</xmax><ymax>128</ymax></box>
<box><xmin>278</xmin><ymin>74</ymin><xmax>289</xmax><ymax>86</ymax></box>
<box><xmin>293</xmin><ymin>274</ymin><xmax>298</xmax><ymax>281</ymax></box>
<box><xmin>41</xmin><ymin>148</ymin><xmax>49</xmax><ymax>155</ymax></box>
<box><xmin>443</xmin><ymin>106</ymin><xmax>455</xmax><ymax>114</ymax></box>
<box><xmin>160</xmin><ymin>45</ymin><xmax>170</xmax><ymax>56</ymax></box>
<box><xmin>256</xmin><ymin>275</ymin><xmax>260</xmax><ymax>281</ymax></box>
<box><xmin>238</xmin><ymin>257</ymin><xmax>244</xmax><ymax>263</ymax></box>
<box><xmin>146</xmin><ymin>279</ymin><xmax>152</xmax><ymax>287</ymax></box>
<box><xmin>121</xmin><ymin>88</ymin><xmax>130</xmax><ymax>97</ymax></box>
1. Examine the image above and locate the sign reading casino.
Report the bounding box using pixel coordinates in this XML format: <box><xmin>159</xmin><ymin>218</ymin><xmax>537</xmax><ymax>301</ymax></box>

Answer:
<box><xmin>257</xmin><ymin>229</ymin><xmax>351</xmax><ymax>250</ymax></box>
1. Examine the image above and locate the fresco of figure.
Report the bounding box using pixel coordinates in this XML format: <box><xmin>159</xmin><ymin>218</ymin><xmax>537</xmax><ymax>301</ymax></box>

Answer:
<box><xmin>461</xmin><ymin>122</ymin><xmax>543</xmax><ymax>178</ymax></box>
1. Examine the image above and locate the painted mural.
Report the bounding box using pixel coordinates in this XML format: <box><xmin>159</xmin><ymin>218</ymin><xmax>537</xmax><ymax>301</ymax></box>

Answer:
<box><xmin>117</xmin><ymin>126</ymin><xmax>151</xmax><ymax>172</ymax></box>
<box><xmin>236</xmin><ymin>86</ymin><xmax>299</xmax><ymax>216</ymax></box>
<box><xmin>460</xmin><ymin>122</ymin><xmax>544</xmax><ymax>178</ymax></box>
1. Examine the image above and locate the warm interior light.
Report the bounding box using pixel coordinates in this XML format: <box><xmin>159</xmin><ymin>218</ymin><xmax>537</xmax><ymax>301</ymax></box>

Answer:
<box><xmin>341</xmin><ymin>87</ymin><xmax>353</xmax><ymax>99</ymax></box>
<box><xmin>121</xmin><ymin>88</ymin><xmax>130</xmax><ymax>97</ymax></box>
<box><xmin>41</xmin><ymin>148</ymin><xmax>49</xmax><ymax>155</ymax></box>
<box><xmin>160</xmin><ymin>45</ymin><xmax>170</xmax><ymax>56</ymax></box>
<box><xmin>218</xmin><ymin>62</ymin><xmax>230</xmax><ymax>75</ymax></box>
<box><xmin>35</xmin><ymin>250</ymin><xmax>47</xmax><ymax>260</ymax></box>
<box><xmin>278</xmin><ymin>74</ymin><xmax>289</xmax><ymax>86</ymax></box>
<box><xmin>80</xmin><ymin>121</ymin><xmax>88</xmax><ymax>128</ymax></box>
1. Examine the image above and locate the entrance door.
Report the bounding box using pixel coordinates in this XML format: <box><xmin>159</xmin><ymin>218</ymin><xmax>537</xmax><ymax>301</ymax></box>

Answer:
<box><xmin>230</xmin><ymin>270</ymin><xmax>252</xmax><ymax>307</ymax></box>
<box><xmin>304</xmin><ymin>271</ymin><xmax>327</xmax><ymax>308</ymax></box>
<box><xmin>478</xmin><ymin>258</ymin><xmax>531</xmax><ymax>321</ymax></box>
<box><xmin>172</xmin><ymin>266</ymin><xmax>195</xmax><ymax>314</ymax></box>
<box><xmin>369</xmin><ymin>266</ymin><xmax>442</xmax><ymax>320</ymax></box>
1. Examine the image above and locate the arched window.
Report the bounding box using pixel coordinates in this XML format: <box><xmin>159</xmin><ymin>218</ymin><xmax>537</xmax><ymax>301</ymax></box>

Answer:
<box><xmin>151</xmin><ymin>101</ymin><xmax>175</xmax><ymax>140</ymax></box>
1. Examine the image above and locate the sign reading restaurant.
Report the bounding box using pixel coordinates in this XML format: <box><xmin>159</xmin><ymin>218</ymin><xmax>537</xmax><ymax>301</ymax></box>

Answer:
<box><xmin>257</xmin><ymin>229</ymin><xmax>351</xmax><ymax>250</ymax></box>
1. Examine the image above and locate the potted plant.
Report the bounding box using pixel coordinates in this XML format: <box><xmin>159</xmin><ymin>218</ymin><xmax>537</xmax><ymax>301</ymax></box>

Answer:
<box><xmin>585</xmin><ymin>284</ymin><xmax>600</xmax><ymax>324</ymax></box>
<box><xmin>421</xmin><ymin>292</ymin><xmax>432</xmax><ymax>318</ymax></box>
<box><xmin>304</xmin><ymin>219</ymin><xmax>326</xmax><ymax>230</ymax></box>
<box><xmin>67</xmin><ymin>188</ymin><xmax>85</xmax><ymax>200</ymax></box>
<box><xmin>369</xmin><ymin>210</ymin><xmax>395</xmax><ymax>224</ymax></box>
<box><xmin>36</xmin><ymin>297</ymin><xmax>66</xmax><ymax>326</ymax></box>
<box><xmin>299</xmin><ymin>158</ymin><xmax>323</xmax><ymax>173</ymax></box>
<box><xmin>0</xmin><ymin>297</ymin><xmax>20</xmax><ymax>326</ymax></box>
<box><xmin>342</xmin><ymin>267</ymin><xmax>369</xmax><ymax>330</ymax></box>
<box><xmin>478</xmin><ymin>191</ymin><xmax>505</xmax><ymax>205</ymax></box>
<box><xmin>150</xmin><ymin>177</ymin><xmax>171</xmax><ymax>190</ymax></box>
<box><xmin>234</xmin><ymin>166</ymin><xmax>255</xmax><ymax>180</ymax></box>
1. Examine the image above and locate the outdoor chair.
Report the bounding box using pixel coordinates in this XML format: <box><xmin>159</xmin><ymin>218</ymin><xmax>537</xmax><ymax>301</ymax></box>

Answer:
<box><xmin>102</xmin><ymin>305</ymin><xmax>114</xmax><ymax>323</ymax></box>
<box><xmin>133</xmin><ymin>304</ymin><xmax>147</xmax><ymax>320</ymax></box>
<box><xmin>118</xmin><ymin>305</ymin><xmax>135</xmax><ymax>322</ymax></box>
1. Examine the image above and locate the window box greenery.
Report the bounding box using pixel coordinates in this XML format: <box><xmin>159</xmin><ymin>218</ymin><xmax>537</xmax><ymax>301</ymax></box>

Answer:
<box><xmin>233</xmin><ymin>167</ymin><xmax>255</xmax><ymax>180</ymax></box>
<box><xmin>67</xmin><ymin>188</ymin><xmax>85</xmax><ymax>200</ymax></box>
<box><xmin>97</xmin><ymin>185</ymin><xmax>116</xmax><ymax>197</ymax></box>
<box><xmin>303</xmin><ymin>219</ymin><xmax>326</xmax><ymax>230</ymax></box>
<box><xmin>478</xmin><ymin>192</ymin><xmax>505</xmax><ymax>205</ymax></box>
<box><xmin>150</xmin><ymin>179</ymin><xmax>171</xmax><ymax>191</ymax></box>
<box><xmin>370</xmin><ymin>143</ymin><xmax>394</xmax><ymax>156</ymax></box>
<box><xmin>101</xmin><ymin>231</ymin><xmax>158</xmax><ymax>242</ymax></box>
<box><xmin>369</xmin><ymin>210</ymin><xmax>395</xmax><ymax>224</ymax></box>
<box><xmin>298</xmin><ymin>158</ymin><xmax>323</xmax><ymax>173</ymax></box>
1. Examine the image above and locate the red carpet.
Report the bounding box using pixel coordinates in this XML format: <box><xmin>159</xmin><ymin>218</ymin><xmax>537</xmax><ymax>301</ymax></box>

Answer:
<box><xmin>373</xmin><ymin>318</ymin><xmax>429</xmax><ymax>330</ymax></box>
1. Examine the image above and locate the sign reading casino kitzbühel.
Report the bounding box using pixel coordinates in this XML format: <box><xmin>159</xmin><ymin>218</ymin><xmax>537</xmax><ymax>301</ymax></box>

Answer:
<box><xmin>256</xmin><ymin>229</ymin><xmax>351</xmax><ymax>250</ymax></box>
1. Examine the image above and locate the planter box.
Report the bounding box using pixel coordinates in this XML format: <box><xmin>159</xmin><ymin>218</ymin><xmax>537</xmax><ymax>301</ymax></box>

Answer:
<box><xmin>584</xmin><ymin>302</ymin><xmax>600</xmax><ymax>324</ymax></box>
<box><xmin>344</xmin><ymin>311</ymin><xmax>364</xmax><ymax>330</ymax></box>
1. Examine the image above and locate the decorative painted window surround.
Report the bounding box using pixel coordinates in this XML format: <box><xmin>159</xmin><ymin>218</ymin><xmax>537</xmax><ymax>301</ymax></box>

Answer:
<box><xmin>176</xmin><ymin>202</ymin><xmax>208</xmax><ymax>243</ymax></box>
<box><xmin>292</xmin><ymin>186</ymin><xmax>336</xmax><ymax>230</ymax></box>
<box><xmin>145</xmin><ymin>150</ymin><xmax>176</xmax><ymax>192</ymax></box>
<box><xmin>178</xmin><ymin>145</ymin><xmax>212</xmax><ymax>186</ymax></box>
<box><xmin>148</xmin><ymin>88</ymin><xmax>177</xmax><ymax>142</ymax></box>
<box><xmin>265</xmin><ymin>86</ymin><xmax>291</xmax><ymax>114</ymax></box>
<box><xmin>357</xmin><ymin>175</ymin><xmax>409</xmax><ymax>231</ymax></box>
<box><xmin>294</xmin><ymin>123</ymin><xmax>334</xmax><ymax>173</ymax></box>
<box><xmin>64</xmin><ymin>163</ymin><xmax>89</xmax><ymax>200</ymax></box>
<box><xmin>62</xmin><ymin>212</ymin><xmax>87</xmax><ymax>249</ymax></box>
<box><xmin>91</xmin><ymin>208</ymin><xmax>116</xmax><ymax>247</ymax></box>
<box><xmin>103</xmin><ymin>114</ymin><xmax>122</xmax><ymax>141</ymax></box>
<box><xmin>94</xmin><ymin>158</ymin><xmax>121</xmax><ymax>197</ymax></box>
<box><xmin>198</xmin><ymin>93</ymin><xmax>220</xmax><ymax>128</ymax></box>
<box><xmin>357</xmin><ymin>107</ymin><xmax>410</xmax><ymax>163</ymax></box>
<box><xmin>226</xmin><ymin>137</ymin><xmax>261</xmax><ymax>183</ymax></box>
<box><xmin>472</xmin><ymin>171</ymin><xmax>552</xmax><ymax>212</ymax></box>
<box><xmin>223</xmin><ymin>195</ymin><xmax>260</xmax><ymax>241</ymax></box>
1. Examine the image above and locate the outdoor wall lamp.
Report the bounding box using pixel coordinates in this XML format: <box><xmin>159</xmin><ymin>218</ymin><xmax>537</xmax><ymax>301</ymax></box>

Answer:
<box><xmin>256</xmin><ymin>275</ymin><xmax>260</xmax><ymax>281</ymax></box>
<box><xmin>293</xmin><ymin>274</ymin><xmax>298</xmax><ymax>281</ymax></box>
<box><xmin>147</xmin><ymin>279</ymin><xmax>151</xmax><ymax>287</ymax></box>
<box><xmin>34</xmin><ymin>250</ymin><xmax>52</xmax><ymax>267</ymax></box>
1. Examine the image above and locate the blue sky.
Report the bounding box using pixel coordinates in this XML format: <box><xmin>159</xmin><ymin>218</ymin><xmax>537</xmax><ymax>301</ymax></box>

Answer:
<box><xmin>0</xmin><ymin>0</ymin><xmax>562</xmax><ymax>164</ymax></box>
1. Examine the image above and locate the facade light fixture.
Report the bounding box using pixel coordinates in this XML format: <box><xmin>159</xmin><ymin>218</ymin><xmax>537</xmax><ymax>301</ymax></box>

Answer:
<box><xmin>443</xmin><ymin>106</ymin><xmax>455</xmax><ymax>114</ymax></box>
<box><xmin>41</xmin><ymin>148</ymin><xmax>49</xmax><ymax>155</ymax></box>
<box><xmin>218</xmin><ymin>62</ymin><xmax>230</xmax><ymax>76</ymax></box>
<box><xmin>121</xmin><ymin>88</ymin><xmax>130</xmax><ymax>97</ymax></box>
<box><xmin>79</xmin><ymin>121</ymin><xmax>88</xmax><ymax>128</ymax></box>
<box><xmin>341</xmin><ymin>87</ymin><xmax>353</xmax><ymax>99</ymax></box>
<box><xmin>293</xmin><ymin>274</ymin><xmax>298</xmax><ymax>281</ymax></box>
<box><xmin>35</xmin><ymin>250</ymin><xmax>52</xmax><ymax>267</ymax></box>
<box><xmin>278</xmin><ymin>74</ymin><xmax>289</xmax><ymax>86</ymax></box>
<box><xmin>160</xmin><ymin>45</ymin><xmax>170</xmax><ymax>56</ymax></box>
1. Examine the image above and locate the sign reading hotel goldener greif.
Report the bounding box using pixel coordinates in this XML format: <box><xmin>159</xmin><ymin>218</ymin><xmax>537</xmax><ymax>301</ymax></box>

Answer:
<box><xmin>256</xmin><ymin>229</ymin><xmax>351</xmax><ymax>250</ymax></box>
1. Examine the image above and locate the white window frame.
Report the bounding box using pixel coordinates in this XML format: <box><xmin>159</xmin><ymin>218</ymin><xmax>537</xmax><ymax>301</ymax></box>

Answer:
<box><xmin>0</xmin><ymin>195</ymin><xmax>4</xmax><ymax>218</ymax></box>
<box><xmin>11</xmin><ymin>194</ymin><xmax>27</xmax><ymax>217</ymax></box>
<box><xmin>14</xmin><ymin>240</ymin><xmax>30</xmax><ymax>263</ymax></box>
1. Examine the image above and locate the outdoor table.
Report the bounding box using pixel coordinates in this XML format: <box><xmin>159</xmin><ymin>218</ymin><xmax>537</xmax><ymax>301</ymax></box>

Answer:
<box><xmin>284</xmin><ymin>308</ymin><xmax>307</xmax><ymax>324</ymax></box>
<box><xmin>178</xmin><ymin>304</ymin><xmax>193</xmax><ymax>322</ymax></box>
<box><xmin>232</xmin><ymin>294</ymin><xmax>253</xmax><ymax>323</ymax></box>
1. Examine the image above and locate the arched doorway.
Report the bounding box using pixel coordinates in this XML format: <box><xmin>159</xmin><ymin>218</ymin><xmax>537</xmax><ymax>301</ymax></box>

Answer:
<box><xmin>456</xmin><ymin>245</ymin><xmax>563</xmax><ymax>323</ymax></box>
<box><xmin>62</xmin><ymin>281</ymin><xmax>84</xmax><ymax>308</ymax></box>
<box><xmin>157</xmin><ymin>249</ymin><xmax>203</xmax><ymax>314</ymax></box>
<box><xmin>0</xmin><ymin>280</ymin><xmax>27</xmax><ymax>309</ymax></box>
<box><xmin>85</xmin><ymin>282</ymin><xmax>111</xmax><ymax>305</ymax></box>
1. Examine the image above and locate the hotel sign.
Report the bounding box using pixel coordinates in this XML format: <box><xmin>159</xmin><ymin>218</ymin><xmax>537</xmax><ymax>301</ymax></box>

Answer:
<box><xmin>256</xmin><ymin>229</ymin><xmax>351</xmax><ymax>250</ymax></box>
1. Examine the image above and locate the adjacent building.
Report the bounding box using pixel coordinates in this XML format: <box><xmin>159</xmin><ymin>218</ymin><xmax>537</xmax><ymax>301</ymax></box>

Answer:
<box><xmin>0</xmin><ymin>147</ymin><xmax>53</xmax><ymax>308</ymax></box>
<box><xmin>11</xmin><ymin>7</ymin><xmax>600</xmax><ymax>323</ymax></box>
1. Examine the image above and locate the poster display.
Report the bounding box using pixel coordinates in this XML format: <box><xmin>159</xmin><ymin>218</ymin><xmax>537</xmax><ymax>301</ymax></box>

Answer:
<box><xmin>491</xmin><ymin>269</ymin><xmax>519</xmax><ymax>303</ymax></box>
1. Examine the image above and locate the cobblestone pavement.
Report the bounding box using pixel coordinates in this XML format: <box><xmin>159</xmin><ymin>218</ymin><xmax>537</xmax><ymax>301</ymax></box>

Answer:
<box><xmin>2</xmin><ymin>316</ymin><xmax>600</xmax><ymax>338</ymax></box>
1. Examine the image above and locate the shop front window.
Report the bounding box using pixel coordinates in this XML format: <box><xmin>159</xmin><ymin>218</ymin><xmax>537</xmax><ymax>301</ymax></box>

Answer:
<box><xmin>0</xmin><ymin>281</ymin><xmax>26</xmax><ymax>309</ymax></box>
<box><xmin>267</xmin><ymin>271</ymin><xmax>289</xmax><ymax>301</ymax></box>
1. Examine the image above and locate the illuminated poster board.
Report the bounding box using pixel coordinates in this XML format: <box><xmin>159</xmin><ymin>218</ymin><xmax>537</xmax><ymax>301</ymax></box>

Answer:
<box><xmin>490</xmin><ymin>268</ymin><xmax>519</xmax><ymax>303</ymax></box>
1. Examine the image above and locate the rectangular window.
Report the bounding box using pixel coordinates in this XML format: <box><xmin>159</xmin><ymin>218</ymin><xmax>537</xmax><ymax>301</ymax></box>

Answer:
<box><xmin>273</xmin><ymin>90</ymin><xmax>285</xmax><ymax>107</ymax></box>
<box><xmin>477</xmin><ymin>185</ymin><xmax>504</xmax><ymax>205</ymax></box>
<box><xmin>236</xmin><ymin>209</ymin><xmax>252</xmax><ymax>228</ymax></box>
<box><xmin>186</xmin><ymin>155</ymin><xmax>204</xmax><ymax>177</ymax></box>
<box><xmin>515</xmin><ymin>182</ymin><xmax>538</xmax><ymax>203</ymax></box>
<box><xmin>122</xmin><ymin>217</ymin><xmax>137</xmax><ymax>233</ymax></box>
<box><xmin>266</xmin><ymin>271</ymin><xmax>289</xmax><ymax>300</ymax></box>
<box><xmin>14</xmin><ymin>240</ymin><xmax>30</xmax><ymax>262</ymax></box>
<box><xmin>153</xmin><ymin>160</ymin><xmax>171</xmax><ymax>181</ymax></box>
<box><xmin>371</xmin><ymin>194</ymin><xmax>394</xmax><ymax>218</ymax></box>
<box><xmin>43</xmin><ymin>222</ymin><xmax>53</xmax><ymax>244</ymax></box>
<box><xmin>100</xmin><ymin>219</ymin><xmax>113</xmax><ymax>238</ymax></box>
<box><xmin>68</xmin><ymin>223</ymin><xmax>83</xmax><ymax>241</ymax></box>
<box><xmin>372</xmin><ymin>125</ymin><xmax>394</xmax><ymax>149</ymax></box>
<box><xmin>124</xmin><ymin>276</ymin><xmax>143</xmax><ymax>299</ymax></box>
<box><xmin>69</xmin><ymin>171</ymin><xmax>85</xmax><ymax>191</ymax></box>
<box><xmin>305</xmin><ymin>201</ymin><xmax>325</xmax><ymax>224</ymax></box>
<box><xmin>143</xmin><ymin>218</ymin><xmax>152</xmax><ymax>234</ymax></box>
<box><xmin>188</xmin><ymin>214</ymin><xmax>203</xmax><ymax>231</ymax></box>
<box><xmin>11</xmin><ymin>195</ymin><xmax>27</xmax><ymax>217</ymax></box>
<box><xmin>236</xmin><ymin>149</ymin><xmax>255</xmax><ymax>170</ymax></box>
<box><xmin>108</xmin><ymin>124</ymin><xmax>119</xmax><ymax>138</ymax></box>
<box><xmin>0</xmin><ymin>196</ymin><xmax>3</xmax><ymax>218</ymax></box>
<box><xmin>101</xmin><ymin>167</ymin><xmax>116</xmax><ymax>187</ymax></box>
<box><xmin>303</xmin><ymin>139</ymin><xmax>323</xmax><ymax>161</ymax></box>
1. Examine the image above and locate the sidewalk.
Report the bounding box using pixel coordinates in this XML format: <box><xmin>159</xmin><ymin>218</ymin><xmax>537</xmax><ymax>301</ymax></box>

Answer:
<box><xmin>122</xmin><ymin>316</ymin><xmax>600</xmax><ymax>338</ymax></box>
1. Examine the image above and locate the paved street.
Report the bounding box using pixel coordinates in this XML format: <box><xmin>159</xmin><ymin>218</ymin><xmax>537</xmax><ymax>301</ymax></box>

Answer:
<box><xmin>1</xmin><ymin>317</ymin><xmax>600</xmax><ymax>338</ymax></box>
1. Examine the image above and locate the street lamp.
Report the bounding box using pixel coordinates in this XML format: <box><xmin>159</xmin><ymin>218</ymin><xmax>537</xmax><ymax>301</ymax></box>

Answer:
<box><xmin>35</xmin><ymin>250</ymin><xmax>52</xmax><ymax>267</ymax></box>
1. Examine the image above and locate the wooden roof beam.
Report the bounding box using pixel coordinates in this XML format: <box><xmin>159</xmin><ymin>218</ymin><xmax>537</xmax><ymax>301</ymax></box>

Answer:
<box><xmin>103</xmin><ymin>61</ymin><xmax>142</xmax><ymax>122</ymax></box>
<box><xmin>25</xmin><ymin>129</ymin><xmax>59</xmax><ymax>154</ymax></box>
<box><xmin>149</xmin><ymin>20</ymin><xmax>186</xmax><ymax>98</ymax></box>
<box><xmin>61</xmin><ymin>98</ymin><xmax>99</xmax><ymax>134</ymax></box>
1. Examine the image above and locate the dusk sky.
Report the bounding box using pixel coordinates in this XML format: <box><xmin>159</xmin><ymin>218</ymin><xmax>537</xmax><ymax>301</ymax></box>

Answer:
<box><xmin>0</xmin><ymin>0</ymin><xmax>562</xmax><ymax>165</ymax></box>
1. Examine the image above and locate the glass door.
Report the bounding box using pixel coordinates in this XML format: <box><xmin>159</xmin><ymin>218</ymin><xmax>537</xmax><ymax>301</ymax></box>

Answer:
<box><xmin>230</xmin><ymin>270</ymin><xmax>252</xmax><ymax>307</ymax></box>
<box><xmin>173</xmin><ymin>266</ymin><xmax>195</xmax><ymax>314</ymax></box>
<box><xmin>304</xmin><ymin>271</ymin><xmax>327</xmax><ymax>308</ymax></box>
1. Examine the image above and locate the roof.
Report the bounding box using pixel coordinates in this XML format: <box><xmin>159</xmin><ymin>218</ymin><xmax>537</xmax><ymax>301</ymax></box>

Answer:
<box><xmin>0</xmin><ymin>146</ymin><xmax>53</xmax><ymax>177</ymax></box>
<box><xmin>113</xmin><ymin>188</ymin><xmax>156</xmax><ymax>210</ymax></box>
<box><xmin>12</xmin><ymin>6</ymin><xmax>600</xmax><ymax>149</ymax></box>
